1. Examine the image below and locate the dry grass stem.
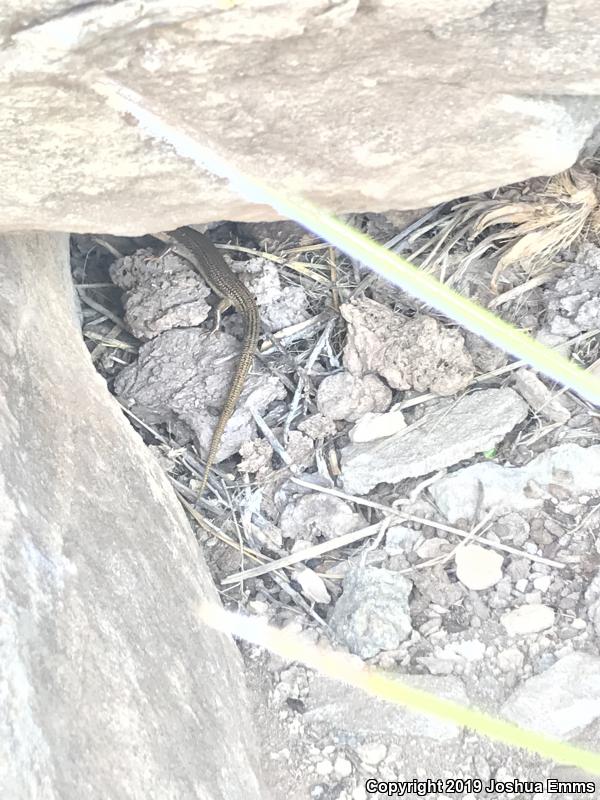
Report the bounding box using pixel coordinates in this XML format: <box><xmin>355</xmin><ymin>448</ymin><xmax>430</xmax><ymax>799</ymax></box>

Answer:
<box><xmin>408</xmin><ymin>168</ymin><xmax>599</xmax><ymax>290</ymax></box>
<box><xmin>291</xmin><ymin>478</ymin><xmax>566</xmax><ymax>569</ymax></box>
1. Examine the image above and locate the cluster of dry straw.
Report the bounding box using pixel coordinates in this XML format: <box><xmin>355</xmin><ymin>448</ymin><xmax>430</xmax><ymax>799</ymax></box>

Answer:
<box><xmin>410</xmin><ymin>167</ymin><xmax>600</xmax><ymax>290</ymax></box>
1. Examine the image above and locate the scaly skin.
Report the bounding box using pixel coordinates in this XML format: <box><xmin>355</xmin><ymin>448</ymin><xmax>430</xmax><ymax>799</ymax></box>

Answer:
<box><xmin>167</xmin><ymin>226</ymin><xmax>259</xmax><ymax>495</ymax></box>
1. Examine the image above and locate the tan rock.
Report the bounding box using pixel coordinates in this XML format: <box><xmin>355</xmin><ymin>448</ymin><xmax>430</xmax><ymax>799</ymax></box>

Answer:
<box><xmin>2</xmin><ymin>2</ymin><xmax>600</xmax><ymax>233</ymax></box>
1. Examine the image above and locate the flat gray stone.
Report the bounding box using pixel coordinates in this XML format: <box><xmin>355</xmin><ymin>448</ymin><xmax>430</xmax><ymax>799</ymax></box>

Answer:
<box><xmin>502</xmin><ymin>653</ymin><xmax>600</xmax><ymax>739</ymax></box>
<box><xmin>341</xmin><ymin>388</ymin><xmax>527</xmax><ymax>495</ymax></box>
<box><xmin>0</xmin><ymin>233</ymin><xmax>267</xmax><ymax>800</ymax></box>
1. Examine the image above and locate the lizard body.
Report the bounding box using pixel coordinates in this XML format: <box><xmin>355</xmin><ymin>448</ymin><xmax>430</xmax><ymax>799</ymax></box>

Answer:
<box><xmin>167</xmin><ymin>226</ymin><xmax>259</xmax><ymax>495</ymax></box>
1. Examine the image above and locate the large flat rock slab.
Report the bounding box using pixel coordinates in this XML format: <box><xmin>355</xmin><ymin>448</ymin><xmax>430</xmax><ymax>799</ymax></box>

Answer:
<box><xmin>1</xmin><ymin>2</ymin><xmax>600</xmax><ymax>232</ymax></box>
<box><xmin>0</xmin><ymin>233</ymin><xmax>268</xmax><ymax>799</ymax></box>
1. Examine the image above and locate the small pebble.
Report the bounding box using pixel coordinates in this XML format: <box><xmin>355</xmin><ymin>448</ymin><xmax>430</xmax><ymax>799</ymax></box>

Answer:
<box><xmin>455</xmin><ymin>544</ymin><xmax>503</xmax><ymax>590</ymax></box>
<box><xmin>473</xmin><ymin>753</ymin><xmax>491</xmax><ymax>782</ymax></box>
<box><xmin>334</xmin><ymin>757</ymin><xmax>353</xmax><ymax>778</ymax></box>
<box><xmin>532</xmin><ymin>575</ymin><xmax>551</xmax><ymax>592</ymax></box>
<box><xmin>417</xmin><ymin>537</ymin><xmax>451</xmax><ymax>559</ymax></box>
<box><xmin>356</xmin><ymin>741</ymin><xmax>387</xmax><ymax>766</ymax></box>
<box><xmin>349</xmin><ymin>409</ymin><xmax>406</xmax><ymax>442</ymax></box>
<box><xmin>247</xmin><ymin>600</ymin><xmax>269</xmax><ymax>616</ymax></box>
<box><xmin>501</xmin><ymin>604</ymin><xmax>555</xmax><ymax>635</ymax></box>
<box><xmin>497</xmin><ymin>646</ymin><xmax>524</xmax><ymax>672</ymax></box>
<box><xmin>316</xmin><ymin>759</ymin><xmax>333</xmax><ymax>776</ymax></box>
<box><xmin>495</xmin><ymin>766</ymin><xmax>512</xmax><ymax>782</ymax></box>
<box><xmin>525</xmin><ymin>591</ymin><xmax>543</xmax><ymax>604</ymax></box>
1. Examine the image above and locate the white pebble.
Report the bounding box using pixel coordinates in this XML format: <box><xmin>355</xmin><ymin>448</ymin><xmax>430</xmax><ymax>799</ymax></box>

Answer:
<box><xmin>349</xmin><ymin>409</ymin><xmax>406</xmax><ymax>442</ymax></box>
<box><xmin>455</xmin><ymin>544</ymin><xmax>503</xmax><ymax>590</ymax></box>
<box><xmin>247</xmin><ymin>600</ymin><xmax>270</xmax><ymax>616</ymax></box>
<box><xmin>497</xmin><ymin>646</ymin><xmax>524</xmax><ymax>672</ymax></box>
<box><xmin>356</xmin><ymin>741</ymin><xmax>387</xmax><ymax>766</ymax></box>
<box><xmin>532</xmin><ymin>575</ymin><xmax>551</xmax><ymax>592</ymax></box>
<box><xmin>334</xmin><ymin>756</ymin><xmax>353</xmax><ymax>778</ymax></box>
<box><xmin>453</xmin><ymin>639</ymin><xmax>486</xmax><ymax>661</ymax></box>
<box><xmin>501</xmin><ymin>604</ymin><xmax>555</xmax><ymax>635</ymax></box>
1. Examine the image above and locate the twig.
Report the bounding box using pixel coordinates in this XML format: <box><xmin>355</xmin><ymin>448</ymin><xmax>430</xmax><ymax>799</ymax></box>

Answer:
<box><xmin>282</xmin><ymin>317</ymin><xmax>336</xmax><ymax>441</ymax></box>
<box><xmin>221</xmin><ymin>521</ymin><xmax>384</xmax><ymax>585</ymax></box>
<box><xmin>290</xmin><ymin>478</ymin><xmax>566</xmax><ymax>569</ymax></box>
<box><xmin>78</xmin><ymin>289</ymin><xmax>126</xmax><ymax>328</ymax></box>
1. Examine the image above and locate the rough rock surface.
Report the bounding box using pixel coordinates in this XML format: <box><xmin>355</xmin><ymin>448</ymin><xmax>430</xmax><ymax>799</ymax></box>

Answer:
<box><xmin>340</xmin><ymin>388</ymin><xmax>528</xmax><ymax>495</ymax></box>
<box><xmin>538</xmin><ymin>245</ymin><xmax>600</xmax><ymax>345</ymax></box>
<box><xmin>279</xmin><ymin>493</ymin><xmax>366</xmax><ymax>543</ymax></box>
<box><xmin>501</xmin><ymin>652</ymin><xmax>600</xmax><ymax>739</ymax></box>
<box><xmin>429</xmin><ymin>443</ymin><xmax>600</xmax><ymax>524</ymax></box>
<box><xmin>316</xmin><ymin>370</ymin><xmax>392</xmax><ymax>422</ymax></box>
<box><xmin>109</xmin><ymin>247</ymin><xmax>212</xmax><ymax>339</ymax></box>
<box><xmin>329</xmin><ymin>565</ymin><xmax>413</xmax><ymax>658</ymax></box>
<box><xmin>2</xmin><ymin>2</ymin><xmax>600</xmax><ymax>233</ymax></box>
<box><xmin>341</xmin><ymin>299</ymin><xmax>475</xmax><ymax>396</ymax></box>
<box><xmin>0</xmin><ymin>233</ymin><xmax>267</xmax><ymax>799</ymax></box>
<box><xmin>114</xmin><ymin>328</ymin><xmax>285</xmax><ymax>461</ymax></box>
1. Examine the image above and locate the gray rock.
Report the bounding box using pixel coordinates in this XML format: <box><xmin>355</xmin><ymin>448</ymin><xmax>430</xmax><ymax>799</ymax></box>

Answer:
<box><xmin>3</xmin><ymin>4</ymin><xmax>600</xmax><ymax>230</ymax></box>
<box><xmin>0</xmin><ymin>233</ymin><xmax>267</xmax><ymax>800</ymax></box>
<box><xmin>429</xmin><ymin>443</ymin><xmax>600</xmax><ymax>524</ymax></box>
<box><xmin>115</xmin><ymin>328</ymin><xmax>285</xmax><ymax>462</ymax></box>
<box><xmin>342</xmin><ymin>299</ymin><xmax>474</xmax><ymax>396</ymax></box>
<box><xmin>316</xmin><ymin>371</ymin><xmax>391</xmax><ymax>422</ymax></box>
<box><xmin>341</xmin><ymin>388</ymin><xmax>527</xmax><ymax>495</ymax></box>
<box><xmin>541</xmin><ymin>250</ymin><xmax>600</xmax><ymax>342</ymax></box>
<box><xmin>502</xmin><ymin>653</ymin><xmax>600</xmax><ymax>738</ymax></box>
<box><xmin>411</xmin><ymin>565</ymin><xmax>465</xmax><ymax>609</ymax></box>
<box><xmin>384</xmin><ymin>525</ymin><xmax>420</xmax><ymax>554</ymax></box>
<box><xmin>494</xmin><ymin>513</ymin><xmax>530</xmax><ymax>546</ymax></box>
<box><xmin>279</xmin><ymin>493</ymin><xmax>366</xmax><ymax>542</ymax></box>
<box><xmin>585</xmin><ymin>571</ymin><xmax>600</xmax><ymax>638</ymax></box>
<box><xmin>329</xmin><ymin>565</ymin><xmax>413</xmax><ymax>658</ymax></box>
<box><xmin>109</xmin><ymin>248</ymin><xmax>212</xmax><ymax>339</ymax></box>
<box><xmin>355</xmin><ymin>741</ymin><xmax>387</xmax><ymax>766</ymax></box>
<box><xmin>514</xmin><ymin>368</ymin><xmax>571</xmax><ymax>424</ymax></box>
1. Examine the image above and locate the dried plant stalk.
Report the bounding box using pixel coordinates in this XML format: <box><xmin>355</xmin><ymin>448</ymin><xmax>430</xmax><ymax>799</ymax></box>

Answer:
<box><xmin>409</xmin><ymin>168</ymin><xmax>599</xmax><ymax>290</ymax></box>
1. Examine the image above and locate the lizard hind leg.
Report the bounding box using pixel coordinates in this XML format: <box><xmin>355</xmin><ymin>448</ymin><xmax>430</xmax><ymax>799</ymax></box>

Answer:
<box><xmin>210</xmin><ymin>297</ymin><xmax>232</xmax><ymax>335</ymax></box>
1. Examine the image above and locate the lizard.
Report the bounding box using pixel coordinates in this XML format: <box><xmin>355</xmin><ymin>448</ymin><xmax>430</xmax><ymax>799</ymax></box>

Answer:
<box><xmin>163</xmin><ymin>226</ymin><xmax>260</xmax><ymax>495</ymax></box>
